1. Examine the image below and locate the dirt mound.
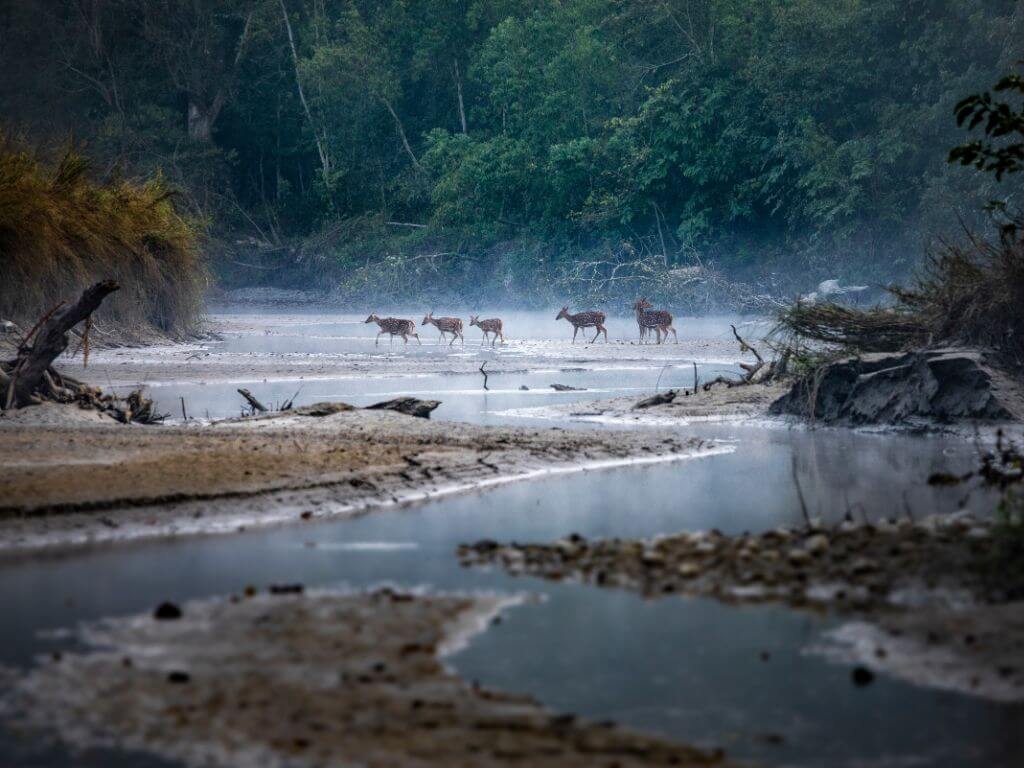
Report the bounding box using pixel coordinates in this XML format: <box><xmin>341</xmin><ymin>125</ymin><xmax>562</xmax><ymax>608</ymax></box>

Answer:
<box><xmin>769</xmin><ymin>348</ymin><xmax>1023</xmax><ymax>426</ymax></box>
<box><xmin>0</xmin><ymin>402</ymin><xmax>119</xmax><ymax>426</ymax></box>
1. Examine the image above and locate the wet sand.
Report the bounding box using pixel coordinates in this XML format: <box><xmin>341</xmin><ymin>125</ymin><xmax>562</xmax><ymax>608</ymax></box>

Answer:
<box><xmin>503</xmin><ymin>383</ymin><xmax>791</xmax><ymax>425</ymax></box>
<box><xmin>0</xmin><ymin>403</ymin><xmax>718</xmax><ymax>554</ymax></box>
<box><xmin>1</xmin><ymin>588</ymin><xmax>733</xmax><ymax>767</ymax></box>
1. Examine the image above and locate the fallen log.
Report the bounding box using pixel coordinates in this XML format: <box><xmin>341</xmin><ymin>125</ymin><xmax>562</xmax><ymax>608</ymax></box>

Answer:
<box><xmin>366</xmin><ymin>397</ymin><xmax>440</xmax><ymax>419</ymax></box>
<box><xmin>635</xmin><ymin>390</ymin><xmax>677</xmax><ymax>409</ymax></box>
<box><xmin>6</xmin><ymin>281</ymin><xmax>119</xmax><ymax>408</ymax></box>
<box><xmin>238</xmin><ymin>388</ymin><xmax>268</xmax><ymax>413</ymax></box>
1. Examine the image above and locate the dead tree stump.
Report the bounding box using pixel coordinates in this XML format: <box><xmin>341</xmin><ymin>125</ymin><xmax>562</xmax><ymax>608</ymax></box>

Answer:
<box><xmin>6</xmin><ymin>280</ymin><xmax>119</xmax><ymax>408</ymax></box>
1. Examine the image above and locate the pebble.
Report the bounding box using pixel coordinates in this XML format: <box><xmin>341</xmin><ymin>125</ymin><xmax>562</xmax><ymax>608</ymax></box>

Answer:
<box><xmin>804</xmin><ymin>534</ymin><xmax>830</xmax><ymax>555</ymax></box>
<box><xmin>678</xmin><ymin>562</ymin><xmax>701</xmax><ymax>578</ymax></box>
<box><xmin>787</xmin><ymin>548</ymin><xmax>812</xmax><ymax>566</ymax></box>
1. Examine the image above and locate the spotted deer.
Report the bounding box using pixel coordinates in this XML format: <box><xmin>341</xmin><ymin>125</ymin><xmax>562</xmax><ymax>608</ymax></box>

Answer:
<box><xmin>556</xmin><ymin>307</ymin><xmax>608</xmax><ymax>343</ymax></box>
<box><xmin>365</xmin><ymin>313</ymin><xmax>421</xmax><ymax>346</ymax></box>
<box><xmin>632</xmin><ymin>298</ymin><xmax>677</xmax><ymax>344</ymax></box>
<box><xmin>469</xmin><ymin>315</ymin><xmax>505</xmax><ymax>347</ymax></box>
<box><xmin>422</xmin><ymin>312</ymin><xmax>464</xmax><ymax>345</ymax></box>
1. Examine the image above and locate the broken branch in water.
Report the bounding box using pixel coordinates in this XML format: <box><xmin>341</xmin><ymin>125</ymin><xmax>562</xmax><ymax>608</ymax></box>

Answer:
<box><xmin>791</xmin><ymin>453</ymin><xmax>812</xmax><ymax>528</ymax></box>
<box><xmin>479</xmin><ymin>361</ymin><xmax>489</xmax><ymax>391</ymax></box>
<box><xmin>238</xmin><ymin>388</ymin><xmax>268</xmax><ymax>413</ymax></box>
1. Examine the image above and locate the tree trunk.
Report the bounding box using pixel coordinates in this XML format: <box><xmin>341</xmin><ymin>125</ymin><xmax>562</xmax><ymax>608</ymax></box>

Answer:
<box><xmin>278</xmin><ymin>0</ymin><xmax>332</xmax><ymax>184</ymax></box>
<box><xmin>453</xmin><ymin>59</ymin><xmax>468</xmax><ymax>134</ymax></box>
<box><xmin>8</xmin><ymin>281</ymin><xmax>120</xmax><ymax>408</ymax></box>
<box><xmin>382</xmin><ymin>97</ymin><xmax>421</xmax><ymax>169</ymax></box>
<box><xmin>188</xmin><ymin>100</ymin><xmax>213</xmax><ymax>143</ymax></box>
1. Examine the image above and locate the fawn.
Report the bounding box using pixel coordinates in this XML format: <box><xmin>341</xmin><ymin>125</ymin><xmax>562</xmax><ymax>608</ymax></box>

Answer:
<box><xmin>469</xmin><ymin>315</ymin><xmax>505</xmax><ymax>347</ymax></box>
<box><xmin>422</xmin><ymin>312</ymin><xmax>465</xmax><ymax>345</ymax></box>
<box><xmin>365</xmin><ymin>314</ymin><xmax>421</xmax><ymax>346</ymax></box>
<box><xmin>632</xmin><ymin>298</ymin><xmax>677</xmax><ymax>344</ymax></box>
<box><xmin>556</xmin><ymin>307</ymin><xmax>608</xmax><ymax>343</ymax></box>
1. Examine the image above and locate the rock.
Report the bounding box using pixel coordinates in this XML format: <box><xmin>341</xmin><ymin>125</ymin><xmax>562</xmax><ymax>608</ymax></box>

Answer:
<box><xmin>153</xmin><ymin>602</ymin><xmax>182</xmax><ymax>620</ymax></box>
<box><xmin>518</xmin><ymin>385</ymin><xmax>530</xmax><ymax>391</ymax></box>
<box><xmin>847</xmin><ymin>557</ymin><xmax>879</xmax><ymax>576</ymax></box>
<box><xmin>0</xmin><ymin>320</ymin><xmax>18</xmax><ymax>334</ymax></box>
<box><xmin>769</xmin><ymin>348</ymin><xmax>1018</xmax><ymax>425</ymax></box>
<box><xmin>269</xmin><ymin>584</ymin><xmax>304</xmax><ymax>595</ymax></box>
<box><xmin>678</xmin><ymin>562</ymin><xmax>701</xmax><ymax>578</ymax></box>
<box><xmin>787</xmin><ymin>548</ymin><xmax>812</xmax><ymax>567</ymax></box>
<box><xmin>804</xmin><ymin>534</ymin><xmax>830</xmax><ymax>555</ymax></box>
<box><xmin>851</xmin><ymin>666</ymin><xmax>875</xmax><ymax>687</ymax></box>
<box><xmin>365</xmin><ymin>397</ymin><xmax>440</xmax><ymax>419</ymax></box>
<box><xmin>167</xmin><ymin>670</ymin><xmax>191</xmax><ymax>684</ymax></box>
<box><xmin>550</xmin><ymin>383</ymin><xmax>586</xmax><ymax>392</ymax></box>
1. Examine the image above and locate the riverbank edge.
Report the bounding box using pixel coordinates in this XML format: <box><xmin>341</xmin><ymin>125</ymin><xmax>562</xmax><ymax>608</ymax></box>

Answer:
<box><xmin>0</xmin><ymin>405</ymin><xmax>727</xmax><ymax>558</ymax></box>
<box><xmin>1</xmin><ymin>587</ymin><xmax>735</xmax><ymax>767</ymax></box>
<box><xmin>458</xmin><ymin>514</ymin><xmax>1024</xmax><ymax>702</ymax></box>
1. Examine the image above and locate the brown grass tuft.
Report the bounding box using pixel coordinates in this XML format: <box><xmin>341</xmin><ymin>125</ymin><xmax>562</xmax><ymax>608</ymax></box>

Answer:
<box><xmin>0</xmin><ymin>138</ymin><xmax>205</xmax><ymax>338</ymax></box>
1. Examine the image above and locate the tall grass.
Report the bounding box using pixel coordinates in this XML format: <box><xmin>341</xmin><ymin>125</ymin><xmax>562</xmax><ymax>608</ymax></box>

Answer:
<box><xmin>0</xmin><ymin>139</ymin><xmax>205</xmax><ymax>337</ymax></box>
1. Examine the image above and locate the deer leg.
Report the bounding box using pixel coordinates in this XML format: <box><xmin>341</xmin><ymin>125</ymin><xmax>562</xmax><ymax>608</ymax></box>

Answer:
<box><xmin>571</xmin><ymin>326</ymin><xmax>578</xmax><ymax>343</ymax></box>
<box><xmin>415</xmin><ymin>333</ymin><xmax>421</xmax><ymax>345</ymax></box>
<box><xmin>499</xmin><ymin>330</ymin><xmax>506</xmax><ymax>345</ymax></box>
<box><xmin>670</xmin><ymin>326</ymin><xmax>678</xmax><ymax>344</ymax></box>
<box><xmin>376</xmin><ymin>331</ymin><xmax>384</xmax><ymax>347</ymax></box>
<box><xmin>448</xmin><ymin>332</ymin><xmax>456</xmax><ymax>347</ymax></box>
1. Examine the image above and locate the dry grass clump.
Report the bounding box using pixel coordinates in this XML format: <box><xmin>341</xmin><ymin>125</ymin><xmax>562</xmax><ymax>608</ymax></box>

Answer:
<box><xmin>0</xmin><ymin>139</ymin><xmax>205</xmax><ymax>337</ymax></box>
<box><xmin>776</xmin><ymin>302</ymin><xmax>929</xmax><ymax>352</ymax></box>
<box><xmin>777</xmin><ymin>221</ymin><xmax>1024</xmax><ymax>368</ymax></box>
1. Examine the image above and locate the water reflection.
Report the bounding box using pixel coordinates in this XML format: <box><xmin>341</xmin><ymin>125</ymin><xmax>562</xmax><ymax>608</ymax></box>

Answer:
<box><xmin>0</xmin><ymin>433</ymin><xmax>1015</xmax><ymax>767</ymax></box>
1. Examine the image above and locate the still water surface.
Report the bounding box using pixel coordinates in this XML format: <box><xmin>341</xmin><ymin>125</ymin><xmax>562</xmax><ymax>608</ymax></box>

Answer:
<box><xmin>3</xmin><ymin>311</ymin><xmax>1022</xmax><ymax>767</ymax></box>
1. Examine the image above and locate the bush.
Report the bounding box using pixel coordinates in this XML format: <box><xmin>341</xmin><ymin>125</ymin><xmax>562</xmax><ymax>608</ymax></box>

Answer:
<box><xmin>776</xmin><ymin>217</ymin><xmax>1024</xmax><ymax>368</ymax></box>
<box><xmin>0</xmin><ymin>139</ymin><xmax>205</xmax><ymax>337</ymax></box>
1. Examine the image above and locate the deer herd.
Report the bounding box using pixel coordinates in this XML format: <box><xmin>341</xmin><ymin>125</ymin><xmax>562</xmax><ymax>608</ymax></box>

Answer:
<box><xmin>364</xmin><ymin>297</ymin><xmax>676</xmax><ymax>347</ymax></box>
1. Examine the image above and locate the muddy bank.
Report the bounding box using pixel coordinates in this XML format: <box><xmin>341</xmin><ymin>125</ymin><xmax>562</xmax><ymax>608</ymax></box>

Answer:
<box><xmin>504</xmin><ymin>382</ymin><xmax>789</xmax><ymax>425</ymax></box>
<box><xmin>459</xmin><ymin>514</ymin><xmax>1024</xmax><ymax>701</ymax></box>
<box><xmin>1</xmin><ymin>588</ymin><xmax>732</xmax><ymax>767</ymax></box>
<box><xmin>0</xmin><ymin>403</ymin><xmax>717</xmax><ymax>555</ymax></box>
<box><xmin>769</xmin><ymin>348</ymin><xmax>1024</xmax><ymax>426</ymax></box>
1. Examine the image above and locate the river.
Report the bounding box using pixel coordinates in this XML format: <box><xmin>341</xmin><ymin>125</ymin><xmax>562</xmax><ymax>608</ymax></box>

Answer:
<box><xmin>2</xmin><ymin>309</ymin><xmax>1020</xmax><ymax>767</ymax></box>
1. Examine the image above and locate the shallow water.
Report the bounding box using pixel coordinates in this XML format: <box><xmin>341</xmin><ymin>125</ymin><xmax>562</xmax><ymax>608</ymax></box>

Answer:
<box><xmin>5</xmin><ymin>310</ymin><xmax>1022</xmax><ymax>767</ymax></box>
<box><xmin>115</xmin><ymin>310</ymin><xmax>753</xmax><ymax>423</ymax></box>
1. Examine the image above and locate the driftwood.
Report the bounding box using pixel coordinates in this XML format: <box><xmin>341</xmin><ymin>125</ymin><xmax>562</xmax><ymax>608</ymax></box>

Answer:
<box><xmin>698</xmin><ymin>325</ymin><xmax>788</xmax><ymax>393</ymax></box>
<box><xmin>0</xmin><ymin>282</ymin><xmax>162</xmax><ymax>424</ymax></box>
<box><xmin>6</xmin><ymin>281</ymin><xmax>119</xmax><ymax>408</ymax></box>
<box><xmin>550</xmin><ymin>383</ymin><xmax>586</xmax><ymax>392</ymax></box>
<box><xmin>366</xmin><ymin>397</ymin><xmax>440</xmax><ymax>419</ymax></box>
<box><xmin>635</xmin><ymin>390</ymin><xmax>677</xmax><ymax>409</ymax></box>
<box><xmin>238</xmin><ymin>388</ymin><xmax>268</xmax><ymax>413</ymax></box>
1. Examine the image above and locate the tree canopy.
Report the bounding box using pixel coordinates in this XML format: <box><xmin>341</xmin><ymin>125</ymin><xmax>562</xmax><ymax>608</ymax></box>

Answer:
<box><xmin>2</xmin><ymin>0</ymin><xmax>1021</xmax><ymax>301</ymax></box>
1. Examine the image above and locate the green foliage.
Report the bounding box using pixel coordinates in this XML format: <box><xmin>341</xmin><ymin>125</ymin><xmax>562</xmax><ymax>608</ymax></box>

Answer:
<box><xmin>2</xmin><ymin>0</ymin><xmax>1022</xmax><ymax>299</ymax></box>
<box><xmin>949</xmin><ymin>67</ymin><xmax>1024</xmax><ymax>180</ymax></box>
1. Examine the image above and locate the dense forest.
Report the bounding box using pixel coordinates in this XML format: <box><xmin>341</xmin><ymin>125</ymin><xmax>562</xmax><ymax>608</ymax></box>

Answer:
<box><xmin>1</xmin><ymin>0</ymin><xmax>1022</xmax><ymax>306</ymax></box>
